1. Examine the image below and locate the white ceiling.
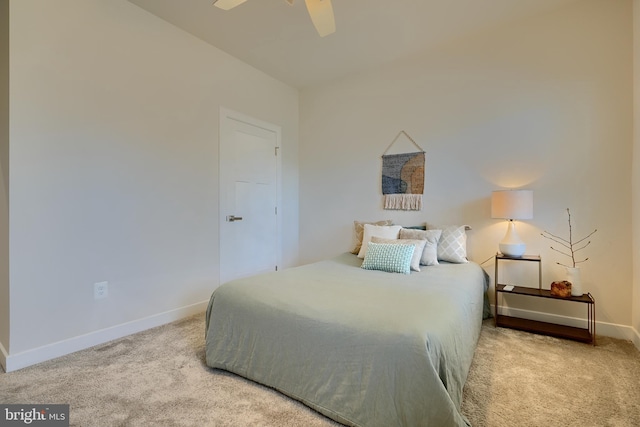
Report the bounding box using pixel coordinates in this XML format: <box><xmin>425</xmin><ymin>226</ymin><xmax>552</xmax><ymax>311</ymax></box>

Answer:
<box><xmin>129</xmin><ymin>0</ymin><xmax>580</xmax><ymax>89</ymax></box>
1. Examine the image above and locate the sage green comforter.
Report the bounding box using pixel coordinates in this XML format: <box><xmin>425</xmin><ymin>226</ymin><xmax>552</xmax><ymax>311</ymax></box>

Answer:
<box><xmin>205</xmin><ymin>253</ymin><xmax>488</xmax><ymax>427</ymax></box>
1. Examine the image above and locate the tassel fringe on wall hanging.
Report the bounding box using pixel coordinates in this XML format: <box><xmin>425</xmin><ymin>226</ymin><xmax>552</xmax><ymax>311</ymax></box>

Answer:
<box><xmin>381</xmin><ymin>131</ymin><xmax>425</xmax><ymax>211</ymax></box>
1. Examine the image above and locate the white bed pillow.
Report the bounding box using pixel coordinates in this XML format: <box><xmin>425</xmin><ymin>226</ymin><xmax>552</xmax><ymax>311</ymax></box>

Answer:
<box><xmin>427</xmin><ymin>224</ymin><xmax>469</xmax><ymax>263</ymax></box>
<box><xmin>398</xmin><ymin>228</ymin><xmax>442</xmax><ymax>266</ymax></box>
<box><xmin>371</xmin><ymin>236</ymin><xmax>427</xmax><ymax>272</ymax></box>
<box><xmin>357</xmin><ymin>224</ymin><xmax>403</xmax><ymax>259</ymax></box>
<box><xmin>351</xmin><ymin>219</ymin><xmax>393</xmax><ymax>254</ymax></box>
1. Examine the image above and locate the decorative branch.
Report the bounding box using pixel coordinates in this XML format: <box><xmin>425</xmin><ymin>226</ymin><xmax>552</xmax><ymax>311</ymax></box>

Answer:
<box><xmin>542</xmin><ymin>230</ymin><xmax>571</xmax><ymax>245</ymax></box>
<box><xmin>573</xmin><ymin>229</ymin><xmax>598</xmax><ymax>246</ymax></box>
<box><xmin>541</xmin><ymin>208</ymin><xmax>597</xmax><ymax>268</ymax></box>
<box><xmin>544</xmin><ymin>235</ymin><xmax>572</xmax><ymax>250</ymax></box>
<box><xmin>549</xmin><ymin>246</ymin><xmax>571</xmax><ymax>258</ymax></box>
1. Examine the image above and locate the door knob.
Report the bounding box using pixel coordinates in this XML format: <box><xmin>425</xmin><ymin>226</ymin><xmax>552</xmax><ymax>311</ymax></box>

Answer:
<box><xmin>227</xmin><ymin>215</ymin><xmax>243</xmax><ymax>222</ymax></box>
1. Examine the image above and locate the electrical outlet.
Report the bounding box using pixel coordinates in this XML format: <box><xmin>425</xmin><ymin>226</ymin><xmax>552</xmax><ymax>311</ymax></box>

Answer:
<box><xmin>94</xmin><ymin>281</ymin><xmax>109</xmax><ymax>300</ymax></box>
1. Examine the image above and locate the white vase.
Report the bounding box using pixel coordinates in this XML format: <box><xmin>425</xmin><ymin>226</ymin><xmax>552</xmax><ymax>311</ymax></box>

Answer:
<box><xmin>565</xmin><ymin>267</ymin><xmax>583</xmax><ymax>296</ymax></box>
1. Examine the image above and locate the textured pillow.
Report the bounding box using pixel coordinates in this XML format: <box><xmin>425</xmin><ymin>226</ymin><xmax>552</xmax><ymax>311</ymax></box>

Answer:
<box><xmin>357</xmin><ymin>224</ymin><xmax>403</xmax><ymax>259</ymax></box>
<box><xmin>361</xmin><ymin>242</ymin><xmax>415</xmax><ymax>275</ymax></box>
<box><xmin>399</xmin><ymin>228</ymin><xmax>442</xmax><ymax>266</ymax></box>
<box><xmin>427</xmin><ymin>224</ymin><xmax>468</xmax><ymax>263</ymax></box>
<box><xmin>351</xmin><ymin>220</ymin><xmax>393</xmax><ymax>254</ymax></box>
<box><xmin>371</xmin><ymin>236</ymin><xmax>427</xmax><ymax>272</ymax></box>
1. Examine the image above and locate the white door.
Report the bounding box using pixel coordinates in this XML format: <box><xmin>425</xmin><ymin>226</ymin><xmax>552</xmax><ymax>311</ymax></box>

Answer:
<box><xmin>219</xmin><ymin>108</ymin><xmax>280</xmax><ymax>285</ymax></box>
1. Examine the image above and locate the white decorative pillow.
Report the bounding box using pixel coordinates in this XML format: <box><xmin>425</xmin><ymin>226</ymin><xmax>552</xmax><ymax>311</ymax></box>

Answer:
<box><xmin>357</xmin><ymin>224</ymin><xmax>403</xmax><ymax>259</ymax></box>
<box><xmin>361</xmin><ymin>242</ymin><xmax>415</xmax><ymax>275</ymax></box>
<box><xmin>399</xmin><ymin>228</ymin><xmax>442</xmax><ymax>266</ymax></box>
<box><xmin>351</xmin><ymin>220</ymin><xmax>393</xmax><ymax>254</ymax></box>
<box><xmin>371</xmin><ymin>236</ymin><xmax>427</xmax><ymax>272</ymax></box>
<box><xmin>427</xmin><ymin>224</ymin><xmax>468</xmax><ymax>263</ymax></box>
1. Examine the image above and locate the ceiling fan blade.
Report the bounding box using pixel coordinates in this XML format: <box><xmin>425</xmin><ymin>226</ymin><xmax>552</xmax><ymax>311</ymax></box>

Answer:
<box><xmin>213</xmin><ymin>0</ymin><xmax>248</xmax><ymax>10</ymax></box>
<box><xmin>304</xmin><ymin>0</ymin><xmax>335</xmax><ymax>37</ymax></box>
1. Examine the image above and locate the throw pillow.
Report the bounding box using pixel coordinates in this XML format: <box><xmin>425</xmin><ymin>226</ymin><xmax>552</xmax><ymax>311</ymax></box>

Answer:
<box><xmin>403</xmin><ymin>224</ymin><xmax>427</xmax><ymax>230</ymax></box>
<box><xmin>351</xmin><ymin>220</ymin><xmax>393</xmax><ymax>254</ymax></box>
<box><xmin>371</xmin><ymin>236</ymin><xmax>427</xmax><ymax>271</ymax></box>
<box><xmin>361</xmin><ymin>242</ymin><xmax>415</xmax><ymax>275</ymax></box>
<box><xmin>357</xmin><ymin>224</ymin><xmax>403</xmax><ymax>259</ymax></box>
<box><xmin>427</xmin><ymin>224</ymin><xmax>469</xmax><ymax>263</ymax></box>
<box><xmin>399</xmin><ymin>228</ymin><xmax>442</xmax><ymax>266</ymax></box>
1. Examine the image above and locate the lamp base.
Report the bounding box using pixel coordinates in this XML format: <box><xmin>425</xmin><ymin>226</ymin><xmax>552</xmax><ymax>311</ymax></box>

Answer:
<box><xmin>499</xmin><ymin>221</ymin><xmax>526</xmax><ymax>257</ymax></box>
<box><xmin>499</xmin><ymin>242</ymin><xmax>526</xmax><ymax>258</ymax></box>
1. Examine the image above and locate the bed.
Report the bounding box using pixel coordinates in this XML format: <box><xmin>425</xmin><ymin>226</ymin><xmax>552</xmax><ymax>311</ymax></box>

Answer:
<box><xmin>205</xmin><ymin>252</ymin><xmax>489</xmax><ymax>427</ymax></box>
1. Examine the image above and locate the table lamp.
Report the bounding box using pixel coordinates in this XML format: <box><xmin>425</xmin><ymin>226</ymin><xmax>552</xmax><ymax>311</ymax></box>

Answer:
<box><xmin>491</xmin><ymin>189</ymin><xmax>533</xmax><ymax>257</ymax></box>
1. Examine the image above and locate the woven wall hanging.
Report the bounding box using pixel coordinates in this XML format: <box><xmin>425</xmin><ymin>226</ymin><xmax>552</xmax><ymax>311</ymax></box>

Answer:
<box><xmin>381</xmin><ymin>131</ymin><xmax>425</xmax><ymax>211</ymax></box>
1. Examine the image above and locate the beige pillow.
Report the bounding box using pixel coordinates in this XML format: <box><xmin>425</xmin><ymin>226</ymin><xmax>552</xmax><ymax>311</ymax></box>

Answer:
<box><xmin>357</xmin><ymin>224</ymin><xmax>403</xmax><ymax>259</ymax></box>
<box><xmin>371</xmin><ymin>236</ymin><xmax>426</xmax><ymax>272</ymax></box>
<box><xmin>351</xmin><ymin>220</ymin><xmax>393</xmax><ymax>254</ymax></box>
<box><xmin>399</xmin><ymin>228</ymin><xmax>442</xmax><ymax>266</ymax></box>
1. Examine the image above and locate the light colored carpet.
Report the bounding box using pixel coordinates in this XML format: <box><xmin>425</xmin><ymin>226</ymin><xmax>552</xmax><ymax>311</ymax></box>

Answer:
<box><xmin>461</xmin><ymin>322</ymin><xmax>640</xmax><ymax>427</ymax></box>
<box><xmin>1</xmin><ymin>314</ymin><xmax>639</xmax><ymax>426</ymax></box>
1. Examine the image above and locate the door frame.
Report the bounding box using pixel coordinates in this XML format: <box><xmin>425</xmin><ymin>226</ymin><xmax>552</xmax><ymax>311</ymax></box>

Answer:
<box><xmin>218</xmin><ymin>107</ymin><xmax>282</xmax><ymax>285</ymax></box>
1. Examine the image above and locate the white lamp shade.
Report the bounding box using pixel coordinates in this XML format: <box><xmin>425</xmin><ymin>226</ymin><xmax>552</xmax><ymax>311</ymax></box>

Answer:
<box><xmin>491</xmin><ymin>190</ymin><xmax>533</xmax><ymax>220</ymax></box>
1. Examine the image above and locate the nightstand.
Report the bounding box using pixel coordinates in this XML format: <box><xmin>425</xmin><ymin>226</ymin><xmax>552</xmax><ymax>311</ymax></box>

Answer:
<box><xmin>494</xmin><ymin>253</ymin><xmax>596</xmax><ymax>345</ymax></box>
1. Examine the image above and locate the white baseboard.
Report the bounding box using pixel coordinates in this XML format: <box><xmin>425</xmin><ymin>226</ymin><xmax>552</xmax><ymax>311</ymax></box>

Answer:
<box><xmin>491</xmin><ymin>304</ymin><xmax>639</xmax><ymax>343</ymax></box>
<box><xmin>632</xmin><ymin>327</ymin><xmax>640</xmax><ymax>351</ymax></box>
<box><xmin>2</xmin><ymin>300</ymin><xmax>209</xmax><ymax>373</ymax></box>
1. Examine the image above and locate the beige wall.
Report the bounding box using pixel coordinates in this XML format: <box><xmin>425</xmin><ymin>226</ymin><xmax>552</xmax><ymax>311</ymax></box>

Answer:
<box><xmin>0</xmin><ymin>0</ymin><xmax>9</xmax><ymax>362</ymax></box>
<box><xmin>7</xmin><ymin>0</ymin><xmax>298</xmax><ymax>362</ymax></box>
<box><xmin>633</xmin><ymin>0</ymin><xmax>640</xmax><ymax>346</ymax></box>
<box><xmin>300</xmin><ymin>0</ymin><xmax>634</xmax><ymax>331</ymax></box>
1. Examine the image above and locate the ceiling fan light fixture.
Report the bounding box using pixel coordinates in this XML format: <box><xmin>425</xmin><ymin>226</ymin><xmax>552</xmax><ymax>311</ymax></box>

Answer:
<box><xmin>213</xmin><ymin>0</ymin><xmax>248</xmax><ymax>11</ymax></box>
<box><xmin>304</xmin><ymin>0</ymin><xmax>336</xmax><ymax>37</ymax></box>
<box><xmin>213</xmin><ymin>0</ymin><xmax>335</xmax><ymax>37</ymax></box>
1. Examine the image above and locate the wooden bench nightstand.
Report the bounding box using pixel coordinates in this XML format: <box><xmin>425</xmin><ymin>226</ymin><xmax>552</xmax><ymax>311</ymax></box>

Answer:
<box><xmin>494</xmin><ymin>253</ymin><xmax>595</xmax><ymax>345</ymax></box>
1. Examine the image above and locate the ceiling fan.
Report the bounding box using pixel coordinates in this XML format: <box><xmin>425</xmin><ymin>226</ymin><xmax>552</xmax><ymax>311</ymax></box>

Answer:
<box><xmin>213</xmin><ymin>0</ymin><xmax>336</xmax><ymax>37</ymax></box>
